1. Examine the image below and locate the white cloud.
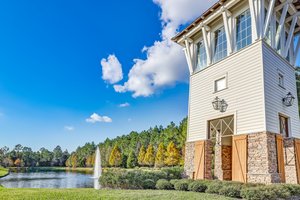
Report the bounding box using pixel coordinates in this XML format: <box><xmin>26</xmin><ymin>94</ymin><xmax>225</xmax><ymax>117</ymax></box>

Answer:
<box><xmin>101</xmin><ymin>54</ymin><xmax>123</xmax><ymax>84</ymax></box>
<box><xmin>119</xmin><ymin>102</ymin><xmax>130</xmax><ymax>107</ymax></box>
<box><xmin>86</xmin><ymin>113</ymin><xmax>112</xmax><ymax>123</ymax></box>
<box><xmin>113</xmin><ymin>0</ymin><xmax>216</xmax><ymax>97</ymax></box>
<box><xmin>64</xmin><ymin>126</ymin><xmax>74</xmax><ymax>131</ymax></box>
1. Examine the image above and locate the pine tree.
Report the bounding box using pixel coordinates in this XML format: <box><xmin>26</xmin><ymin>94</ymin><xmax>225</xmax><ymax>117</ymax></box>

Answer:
<box><xmin>143</xmin><ymin>144</ymin><xmax>155</xmax><ymax>166</ymax></box>
<box><xmin>155</xmin><ymin>143</ymin><xmax>165</xmax><ymax>168</ymax></box>
<box><xmin>126</xmin><ymin>151</ymin><xmax>137</xmax><ymax>168</ymax></box>
<box><xmin>109</xmin><ymin>145</ymin><xmax>122</xmax><ymax>167</ymax></box>
<box><xmin>138</xmin><ymin>145</ymin><xmax>146</xmax><ymax>166</ymax></box>
<box><xmin>164</xmin><ymin>141</ymin><xmax>180</xmax><ymax>166</ymax></box>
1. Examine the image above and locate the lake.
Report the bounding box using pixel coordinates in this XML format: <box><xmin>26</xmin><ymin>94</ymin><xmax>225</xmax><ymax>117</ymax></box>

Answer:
<box><xmin>0</xmin><ymin>169</ymin><xmax>95</xmax><ymax>188</ymax></box>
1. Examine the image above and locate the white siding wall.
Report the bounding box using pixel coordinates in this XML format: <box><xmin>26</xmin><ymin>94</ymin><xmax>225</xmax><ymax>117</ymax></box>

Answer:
<box><xmin>188</xmin><ymin>41</ymin><xmax>266</xmax><ymax>142</ymax></box>
<box><xmin>262</xmin><ymin>42</ymin><xmax>300</xmax><ymax>138</ymax></box>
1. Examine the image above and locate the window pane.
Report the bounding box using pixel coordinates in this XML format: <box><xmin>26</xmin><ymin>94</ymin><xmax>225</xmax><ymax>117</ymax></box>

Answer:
<box><xmin>214</xmin><ymin>26</ymin><xmax>227</xmax><ymax>62</ymax></box>
<box><xmin>196</xmin><ymin>41</ymin><xmax>207</xmax><ymax>72</ymax></box>
<box><xmin>215</xmin><ymin>77</ymin><xmax>226</xmax><ymax>92</ymax></box>
<box><xmin>236</xmin><ymin>9</ymin><xmax>252</xmax><ymax>51</ymax></box>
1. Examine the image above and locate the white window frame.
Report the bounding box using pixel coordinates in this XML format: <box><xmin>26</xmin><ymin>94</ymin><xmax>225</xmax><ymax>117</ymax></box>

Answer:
<box><xmin>214</xmin><ymin>73</ymin><xmax>228</xmax><ymax>93</ymax></box>
<box><xmin>277</xmin><ymin>69</ymin><xmax>285</xmax><ymax>89</ymax></box>
<box><xmin>213</xmin><ymin>26</ymin><xmax>228</xmax><ymax>63</ymax></box>
<box><xmin>233</xmin><ymin>6</ymin><xmax>252</xmax><ymax>52</ymax></box>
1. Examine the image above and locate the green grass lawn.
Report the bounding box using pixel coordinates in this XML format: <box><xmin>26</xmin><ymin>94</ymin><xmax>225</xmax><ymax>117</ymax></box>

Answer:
<box><xmin>0</xmin><ymin>167</ymin><xmax>9</xmax><ymax>178</ymax></box>
<box><xmin>0</xmin><ymin>188</ymin><xmax>234</xmax><ymax>200</ymax></box>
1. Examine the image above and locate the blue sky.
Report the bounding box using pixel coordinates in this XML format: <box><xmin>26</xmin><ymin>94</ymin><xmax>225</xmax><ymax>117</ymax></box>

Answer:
<box><xmin>0</xmin><ymin>0</ymin><xmax>193</xmax><ymax>151</ymax></box>
<box><xmin>1</xmin><ymin>0</ymin><xmax>299</xmax><ymax>152</ymax></box>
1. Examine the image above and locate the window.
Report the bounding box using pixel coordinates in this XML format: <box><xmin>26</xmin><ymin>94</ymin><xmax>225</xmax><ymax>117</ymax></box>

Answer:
<box><xmin>196</xmin><ymin>40</ymin><xmax>207</xmax><ymax>71</ymax></box>
<box><xmin>279</xmin><ymin>115</ymin><xmax>289</xmax><ymax>137</ymax></box>
<box><xmin>236</xmin><ymin>9</ymin><xmax>252</xmax><ymax>51</ymax></box>
<box><xmin>215</xmin><ymin>77</ymin><xmax>227</xmax><ymax>92</ymax></box>
<box><xmin>214</xmin><ymin>26</ymin><xmax>227</xmax><ymax>62</ymax></box>
<box><xmin>278</xmin><ymin>72</ymin><xmax>284</xmax><ymax>88</ymax></box>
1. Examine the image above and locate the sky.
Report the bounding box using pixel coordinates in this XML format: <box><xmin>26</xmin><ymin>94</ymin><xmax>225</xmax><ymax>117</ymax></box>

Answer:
<box><xmin>1</xmin><ymin>1</ymin><xmax>299</xmax><ymax>152</ymax></box>
<box><xmin>0</xmin><ymin>0</ymin><xmax>217</xmax><ymax>152</ymax></box>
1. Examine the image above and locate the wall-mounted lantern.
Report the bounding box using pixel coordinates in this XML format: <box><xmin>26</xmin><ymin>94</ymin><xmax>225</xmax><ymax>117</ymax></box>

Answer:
<box><xmin>212</xmin><ymin>97</ymin><xmax>228</xmax><ymax>113</ymax></box>
<box><xmin>282</xmin><ymin>92</ymin><xmax>295</xmax><ymax>107</ymax></box>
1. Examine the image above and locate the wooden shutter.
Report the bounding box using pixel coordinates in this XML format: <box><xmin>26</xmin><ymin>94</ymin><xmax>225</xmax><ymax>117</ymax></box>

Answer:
<box><xmin>295</xmin><ymin>139</ymin><xmax>300</xmax><ymax>183</ymax></box>
<box><xmin>232</xmin><ymin>135</ymin><xmax>247</xmax><ymax>183</ymax></box>
<box><xmin>194</xmin><ymin>141</ymin><xmax>205</xmax><ymax>180</ymax></box>
<box><xmin>276</xmin><ymin>134</ymin><xmax>285</xmax><ymax>183</ymax></box>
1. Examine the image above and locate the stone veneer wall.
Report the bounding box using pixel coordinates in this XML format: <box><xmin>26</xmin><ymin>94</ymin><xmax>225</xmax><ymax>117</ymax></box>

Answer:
<box><xmin>247</xmin><ymin>132</ymin><xmax>281</xmax><ymax>184</ymax></box>
<box><xmin>184</xmin><ymin>142</ymin><xmax>195</xmax><ymax>178</ymax></box>
<box><xmin>184</xmin><ymin>140</ymin><xmax>213</xmax><ymax>179</ymax></box>
<box><xmin>284</xmin><ymin>138</ymin><xmax>298</xmax><ymax>184</ymax></box>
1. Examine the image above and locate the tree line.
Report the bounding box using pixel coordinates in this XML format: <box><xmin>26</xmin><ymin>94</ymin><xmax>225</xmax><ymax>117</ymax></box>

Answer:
<box><xmin>66</xmin><ymin>118</ymin><xmax>187</xmax><ymax>168</ymax></box>
<box><xmin>0</xmin><ymin>145</ymin><xmax>69</xmax><ymax>167</ymax></box>
<box><xmin>0</xmin><ymin>118</ymin><xmax>187</xmax><ymax>168</ymax></box>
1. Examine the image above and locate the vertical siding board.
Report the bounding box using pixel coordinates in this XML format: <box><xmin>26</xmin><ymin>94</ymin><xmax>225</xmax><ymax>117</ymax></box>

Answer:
<box><xmin>232</xmin><ymin>135</ymin><xmax>247</xmax><ymax>183</ymax></box>
<box><xmin>276</xmin><ymin>134</ymin><xmax>285</xmax><ymax>183</ymax></box>
<box><xmin>295</xmin><ymin>139</ymin><xmax>300</xmax><ymax>183</ymax></box>
<box><xmin>194</xmin><ymin>141</ymin><xmax>205</xmax><ymax>179</ymax></box>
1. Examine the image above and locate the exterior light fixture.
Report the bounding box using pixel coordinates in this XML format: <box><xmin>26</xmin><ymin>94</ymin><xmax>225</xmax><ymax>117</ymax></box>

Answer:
<box><xmin>212</xmin><ymin>97</ymin><xmax>228</xmax><ymax>112</ymax></box>
<box><xmin>220</xmin><ymin>99</ymin><xmax>228</xmax><ymax>113</ymax></box>
<box><xmin>212</xmin><ymin>97</ymin><xmax>221</xmax><ymax>110</ymax></box>
<box><xmin>282</xmin><ymin>92</ymin><xmax>295</xmax><ymax>107</ymax></box>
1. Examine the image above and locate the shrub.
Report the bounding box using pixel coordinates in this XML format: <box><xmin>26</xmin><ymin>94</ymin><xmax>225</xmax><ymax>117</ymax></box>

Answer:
<box><xmin>219</xmin><ymin>185</ymin><xmax>242</xmax><ymax>198</ymax></box>
<box><xmin>100</xmin><ymin>169</ymin><xmax>165</xmax><ymax>189</ymax></box>
<box><xmin>241</xmin><ymin>186</ymin><xmax>277</xmax><ymax>200</ymax></box>
<box><xmin>282</xmin><ymin>184</ymin><xmax>300</xmax><ymax>196</ymax></box>
<box><xmin>169</xmin><ymin>179</ymin><xmax>180</xmax><ymax>189</ymax></box>
<box><xmin>206</xmin><ymin>181</ymin><xmax>223</xmax><ymax>194</ymax></box>
<box><xmin>156</xmin><ymin>179</ymin><xmax>173</xmax><ymax>190</ymax></box>
<box><xmin>161</xmin><ymin>167</ymin><xmax>183</xmax><ymax>180</ymax></box>
<box><xmin>142</xmin><ymin>179</ymin><xmax>156</xmax><ymax>189</ymax></box>
<box><xmin>174</xmin><ymin>179</ymin><xmax>190</xmax><ymax>191</ymax></box>
<box><xmin>264</xmin><ymin>185</ymin><xmax>290</xmax><ymax>199</ymax></box>
<box><xmin>188</xmin><ymin>181</ymin><xmax>207</xmax><ymax>192</ymax></box>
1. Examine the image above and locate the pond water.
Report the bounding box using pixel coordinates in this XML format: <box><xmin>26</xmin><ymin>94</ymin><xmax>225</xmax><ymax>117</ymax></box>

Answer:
<box><xmin>0</xmin><ymin>169</ymin><xmax>94</xmax><ymax>188</ymax></box>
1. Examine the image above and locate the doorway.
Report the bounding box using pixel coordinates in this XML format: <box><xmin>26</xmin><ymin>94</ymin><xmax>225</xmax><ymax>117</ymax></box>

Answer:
<box><xmin>208</xmin><ymin>115</ymin><xmax>234</xmax><ymax>181</ymax></box>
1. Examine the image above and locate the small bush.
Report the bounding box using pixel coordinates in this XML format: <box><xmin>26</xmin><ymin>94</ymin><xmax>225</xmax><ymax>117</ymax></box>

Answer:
<box><xmin>206</xmin><ymin>181</ymin><xmax>223</xmax><ymax>194</ymax></box>
<box><xmin>174</xmin><ymin>179</ymin><xmax>190</xmax><ymax>191</ymax></box>
<box><xmin>156</xmin><ymin>179</ymin><xmax>173</xmax><ymax>190</ymax></box>
<box><xmin>169</xmin><ymin>179</ymin><xmax>180</xmax><ymax>189</ymax></box>
<box><xmin>99</xmin><ymin>168</ymin><xmax>181</xmax><ymax>189</ymax></box>
<box><xmin>219</xmin><ymin>185</ymin><xmax>242</xmax><ymax>198</ymax></box>
<box><xmin>188</xmin><ymin>181</ymin><xmax>207</xmax><ymax>192</ymax></box>
<box><xmin>241</xmin><ymin>186</ymin><xmax>277</xmax><ymax>200</ymax></box>
<box><xmin>142</xmin><ymin>179</ymin><xmax>156</xmax><ymax>189</ymax></box>
<box><xmin>282</xmin><ymin>184</ymin><xmax>300</xmax><ymax>196</ymax></box>
<box><xmin>264</xmin><ymin>185</ymin><xmax>290</xmax><ymax>199</ymax></box>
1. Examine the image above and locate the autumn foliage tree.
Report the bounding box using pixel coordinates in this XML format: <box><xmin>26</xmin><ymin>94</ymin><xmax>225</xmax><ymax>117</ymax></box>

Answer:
<box><xmin>143</xmin><ymin>144</ymin><xmax>155</xmax><ymax>167</ymax></box>
<box><xmin>164</xmin><ymin>141</ymin><xmax>180</xmax><ymax>166</ymax></box>
<box><xmin>14</xmin><ymin>158</ymin><xmax>21</xmax><ymax>167</ymax></box>
<box><xmin>109</xmin><ymin>145</ymin><xmax>122</xmax><ymax>167</ymax></box>
<box><xmin>138</xmin><ymin>145</ymin><xmax>146</xmax><ymax>166</ymax></box>
<box><xmin>155</xmin><ymin>143</ymin><xmax>165</xmax><ymax>168</ymax></box>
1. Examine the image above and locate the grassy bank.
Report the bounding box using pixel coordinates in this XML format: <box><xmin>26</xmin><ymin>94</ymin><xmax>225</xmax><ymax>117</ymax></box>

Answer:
<box><xmin>0</xmin><ymin>167</ymin><xmax>9</xmax><ymax>178</ymax></box>
<box><xmin>0</xmin><ymin>188</ymin><xmax>233</xmax><ymax>200</ymax></box>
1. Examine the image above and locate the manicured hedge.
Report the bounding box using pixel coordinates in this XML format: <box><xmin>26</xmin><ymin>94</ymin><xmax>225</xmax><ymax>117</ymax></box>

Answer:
<box><xmin>99</xmin><ymin>167</ymin><xmax>183</xmax><ymax>189</ymax></box>
<box><xmin>100</xmin><ymin>168</ymin><xmax>300</xmax><ymax>200</ymax></box>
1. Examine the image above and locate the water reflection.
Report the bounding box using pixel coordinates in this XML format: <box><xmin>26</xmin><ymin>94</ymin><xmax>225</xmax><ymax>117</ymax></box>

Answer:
<box><xmin>0</xmin><ymin>171</ymin><xmax>94</xmax><ymax>188</ymax></box>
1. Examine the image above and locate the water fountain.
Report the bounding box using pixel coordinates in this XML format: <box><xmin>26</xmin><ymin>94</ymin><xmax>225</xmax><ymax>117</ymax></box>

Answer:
<box><xmin>93</xmin><ymin>146</ymin><xmax>102</xmax><ymax>189</ymax></box>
